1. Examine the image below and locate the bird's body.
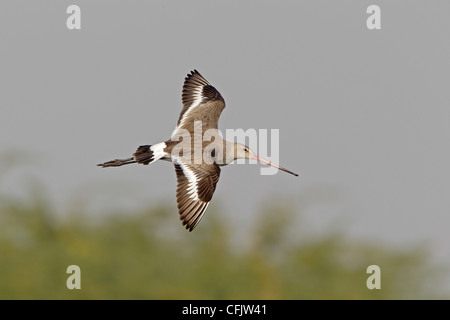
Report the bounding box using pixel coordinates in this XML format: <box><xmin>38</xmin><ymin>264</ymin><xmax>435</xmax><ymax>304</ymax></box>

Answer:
<box><xmin>99</xmin><ymin>70</ymin><xmax>298</xmax><ymax>231</ymax></box>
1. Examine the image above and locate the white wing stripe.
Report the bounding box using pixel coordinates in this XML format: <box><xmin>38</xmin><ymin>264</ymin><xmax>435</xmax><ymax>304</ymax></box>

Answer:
<box><xmin>179</xmin><ymin>162</ymin><xmax>200</xmax><ymax>201</ymax></box>
<box><xmin>178</xmin><ymin>88</ymin><xmax>202</xmax><ymax>126</ymax></box>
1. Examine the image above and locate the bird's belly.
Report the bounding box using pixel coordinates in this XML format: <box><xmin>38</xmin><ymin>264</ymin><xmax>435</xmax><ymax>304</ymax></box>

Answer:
<box><xmin>161</xmin><ymin>155</ymin><xmax>173</xmax><ymax>162</ymax></box>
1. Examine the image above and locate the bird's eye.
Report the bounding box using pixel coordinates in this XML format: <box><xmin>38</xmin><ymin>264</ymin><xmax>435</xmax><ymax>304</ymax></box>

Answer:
<box><xmin>244</xmin><ymin>147</ymin><xmax>248</xmax><ymax>152</ymax></box>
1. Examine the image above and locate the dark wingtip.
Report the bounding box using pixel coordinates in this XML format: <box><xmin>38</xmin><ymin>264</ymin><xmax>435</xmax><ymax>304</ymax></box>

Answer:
<box><xmin>188</xmin><ymin>69</ymin><xmax>202</xmax><ymax>78</ymax></box>
<box><xmin>185</xmin><ymin>70</ymin><xmax>197</xmax><ymax>81</ymax></box>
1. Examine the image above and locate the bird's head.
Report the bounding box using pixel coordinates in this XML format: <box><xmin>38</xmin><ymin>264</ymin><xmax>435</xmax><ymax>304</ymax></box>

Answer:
<box><xmin>234</xmin><ymin>143</ymin><xmax>256</xmax><ymax>161</ymax></box>
<box><xmin>233</xmin><ymin>143</ymin><xmax>298</xmax><ymax>176</ymax></box>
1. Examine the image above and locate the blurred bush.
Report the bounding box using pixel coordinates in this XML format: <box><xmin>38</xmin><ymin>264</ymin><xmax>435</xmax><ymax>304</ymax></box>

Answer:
<box><xmin>0</xmin><ymin>159</ymin><xmax>447</xmax><ymax>299</ymax></box>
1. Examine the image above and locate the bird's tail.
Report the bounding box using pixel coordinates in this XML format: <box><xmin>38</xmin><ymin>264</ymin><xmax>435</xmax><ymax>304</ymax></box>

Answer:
<box><xmin>97</xmin><ymin>142</ymin><xmax>168</xmax><ymax>168</ymax></box>
<box><xmin>133</xmin><ymin>142</ymin><xmax>167</xmax><ymax>165</ymax></box>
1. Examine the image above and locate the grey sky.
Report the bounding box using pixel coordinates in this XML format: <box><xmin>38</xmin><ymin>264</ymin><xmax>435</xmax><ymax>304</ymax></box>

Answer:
<box><xmin>1</xmin><ymin>0</ymin><xmax>450</xmax><ymax>284</ymax></box>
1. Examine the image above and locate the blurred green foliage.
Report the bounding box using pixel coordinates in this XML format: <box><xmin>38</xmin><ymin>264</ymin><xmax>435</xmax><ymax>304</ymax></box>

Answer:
<box><xmin>0</xmin><ymin>159</ymin><xmax>447</xmax><ymax>299</ymax></box>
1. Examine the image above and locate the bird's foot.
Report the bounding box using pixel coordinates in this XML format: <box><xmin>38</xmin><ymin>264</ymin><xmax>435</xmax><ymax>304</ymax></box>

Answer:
<box><xmin>97</xmin><ymin>157</ymin><xmax>136</xmax><ymax>167</ymax></box>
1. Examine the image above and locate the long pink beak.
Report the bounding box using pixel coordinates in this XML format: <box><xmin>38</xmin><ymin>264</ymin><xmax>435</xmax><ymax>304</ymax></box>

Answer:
<box><xmin>253</xmin><ymin>155</ymin><xmax>299</xmax><ymax>177</ymax></box>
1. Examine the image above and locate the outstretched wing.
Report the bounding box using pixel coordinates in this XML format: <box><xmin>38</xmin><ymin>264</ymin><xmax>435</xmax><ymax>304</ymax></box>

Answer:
<box><xmin>172</xmin><ymin>70</ymin><xmax>226</xmax><ymax>136</ymax></box>
<box><xmin>173</xmin><ymin>160</ymin><xmax>221</xmax><ymax>231</ymax></box>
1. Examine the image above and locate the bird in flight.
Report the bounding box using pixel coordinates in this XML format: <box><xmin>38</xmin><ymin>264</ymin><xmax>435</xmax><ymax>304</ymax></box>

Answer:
<box><xmin>98</xmin><ymin>70</ymin><xmax>298</xmax><ymax>231</ymax></box>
